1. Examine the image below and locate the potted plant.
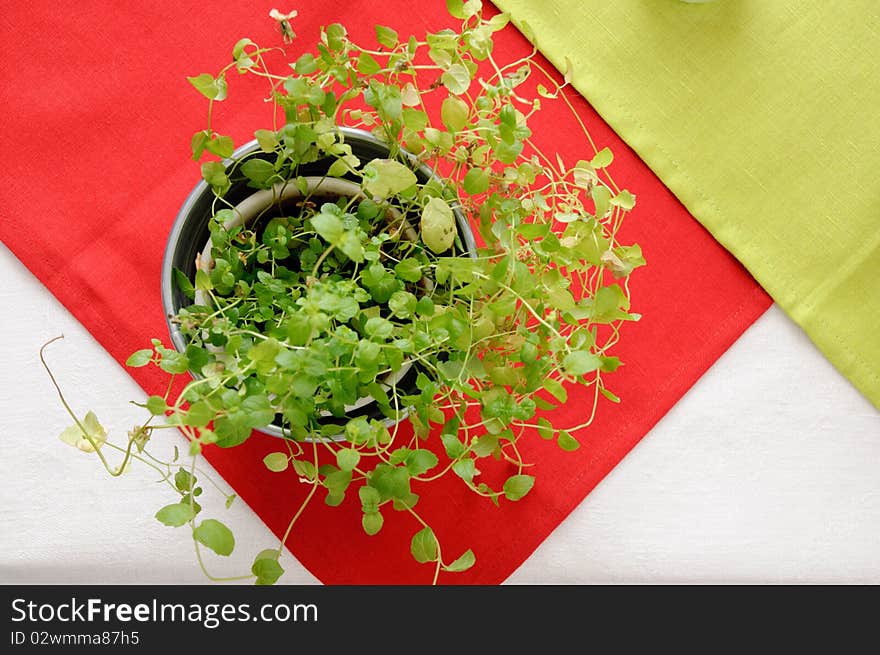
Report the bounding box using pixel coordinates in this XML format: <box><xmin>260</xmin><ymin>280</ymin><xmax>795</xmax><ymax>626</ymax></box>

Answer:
<box><xmin>43</xmin><ymin>1</ymin><xmax>645</xmax><ymax>584</ymax></box>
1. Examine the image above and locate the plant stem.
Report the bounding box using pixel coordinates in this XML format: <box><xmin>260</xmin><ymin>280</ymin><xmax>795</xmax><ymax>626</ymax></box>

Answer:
<box><xmin>39</xmin><ymin>336</ymin><xmax>124</xmax><ymax>476</ymax></box>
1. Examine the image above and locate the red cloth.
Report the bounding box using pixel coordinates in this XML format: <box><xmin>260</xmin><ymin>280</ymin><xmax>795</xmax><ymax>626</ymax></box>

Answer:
<box><xmin>0</xmin><ymin>1</ymin><xmax>770</xmax><ymax>583</ymax></box>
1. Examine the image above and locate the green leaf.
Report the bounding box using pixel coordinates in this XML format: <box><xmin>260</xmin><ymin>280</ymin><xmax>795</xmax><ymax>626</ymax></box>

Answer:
<box><xmin>600</xmin><ymin>356</ymin><xmax>622</xmax><ymax>372</ymax></box>
<box><xmin>452</xmin><ymin>458</ymin><xmax>476</xmax><ymax>483</ymax></box>
<box><xmin>361</xmin><ymin>262</ymin><xmax>400</xmax><ymax>303</ymax></box>
<box><xmin>232</xmin><ymin>37</ymin><xmax>256</xmax><ymax>61</ymax></box>
<box><xmin>441</xmin><ymin>432</ymin><xmax>465</xmax><ymax>459</ymax></box>
<box><xmin>310</xmin><ymin>209</ymin><xmax>344</xmax><ymax>242</ymax></box>
<box><xmin>446</xmin><ymin>0</ymin><xmax>466</xmax><ymax>18</ymax></box>
<box><xmin>362</xmin><ymin>159</ymin><xmax>417</xmax><ymax>198</ymax></box>
<box><xmin>324</xmin><ymin>468</ymin><xmax>353</xmax><ymax>496</ymax></box>
<box><xmin>171</xmin><ymin>470</ymin><xmax>192</xmax><ymax>494</ymax></box>
<box><xmin>444</xmin><ymin>0</ymin><xmax>483</xmax><ymax>21</ymax></box>
<box><xmin>536</xmin><ymin>417</ymin><xmax>554</xmax><ymax>440</ymax></box>
<box><xmin>172</xmin><ymin>268</ymin><xmax>195</xmax><ymax>300</ymax></box>
<box><xmin>421</xmin><ymin>197</ymin><xmax>456</xmax><ymax>254</ymax></box>
<box><xmin>336</xmin><ymin>448</ymin><xmax>361</xmax><ymax>471</ymax></box>
<box><xmin>369</xmin><ymin>464</ymin><xmax>411</xmax><ymax>500</ymax></box>
<box><xmin>610</xmin><ymin>190</ymin><xmax>636</xmax><ymax>210</ymax></box>
<box><xmin>185</xmin><ymin>401</ymin><xmax>214</xmax><ymax>428</ymax></box>
<box><xmin>191</xmin><ymin>130</ymin><xmax>210</xmax><ymax>160</ymax></box>
<box><xmin>327</xmin><ymin>157</ymin><xmax>356</xmax><ymax>178</ymax></box>
<box><xmin>590</xmin><ymin>147</ymin><xmax>613</xmax><ymax>169</ymax></box>
<box><xmin>325</xmin><ymin>490</ymin><xmax>345</xmax><ymax>507</ymax></box>
<box><xmin>206</xmin><ymin>135</ymin><xmax>234</xmax><ymax>159</ymax></box>
<box><xmin>146</xmin><ymin>395</ymin><xmax>167</xmax><ymax>416</ymax></box>
<box><xmin>557</xmin><ymin>430</ymin><xmax>581</xmax><ymax>452</ymax></box>
<box><xmin>441</xmin><ymin>63</ymin><xmax>471</xmax><ymax>95</ymax></box>
<box><xmin>533</xmin><ymin>396</ymin><xmax>556</xmax><ymax>411</ymax></box>
<box><xmin>185</xmin><ymin>345</ymin><xmax>209</xmax><ymax>372</ymax></box>
<box><xmin>599</xmin><ymin>387</ymin><xmax>621</xmax><ymax>403</ymax></box>
<box><xmin>423</xmin><ymin>127</ymin><xmax>454</xmax><ymax>153</ymax></box>
<box><xmin>394</xmin><ymin>258</ymin><xmax>423</xmax><ymax>282</ymax></box>
<box><xmin>194</xmin><ymin>268</ymin><xmax>212</xmax><ymax>291</ymax></box>
<box><xmin>248</xmin><ymin>337</ymin><xmax>280</xmax><ymax>363</ymax></box>
<box><xmin>364</xmin><ymin>316</ymin><xmax>394</xmax><ymax>340</ymax></box>
<box><xmin>213</xmin><ymin>414</ymin><xmax>252</xmax><ymax>448</ymax></box>
<box><xmin>388</xmin><ymin>447</ymin><xmax>412</xmax><ymax>466</ymax></box>
<box><xmin>187</xmin><ymin>73</ymin><xmax>228</xmax><ymax>101</ymax></box>
<box><xmin>591</xmin><ymin>185</ymin><xmax>611</xmax><ymax>219</ymax></box>
<box><xmin>389</xmin><ymin>290</ymin><xmax>417</xmax><ymax>318</ymax></box>
<box><xmin>609</xmin><ymin>244</ymin><xmax>646</xmax><ymax>278</ymax></box>
<box><xmin>200</xmin><ymin>161</ymin><xmax>229</xmax><ymax>195</ymax></box>
<box><xmin>357</xmin><ymin>51</ymin><xmax>381</xmax><ymax>75</ymax></box>
<box><xmin>241</xmin><ymin>158</ymin><xmax>276</xmax><ymax>186</ymax></box>
<box><xmin>254</xmin><ymin>129</ymin><xmax>278</xmax><ymax>153</ymax></box>
<box><xmin>402</xmin><ymin>108</ymin><xmax>429</xmax><ymax>131</ymax></box>
<box><xmin>58</xmin><ymin>410</ymin><xmax>107</xmax><ymax>452</ymax></box>
<box><xmin>375</xmin><ymin>24</ymin><xmax>398</xmax><ymax>48</ymax></box>
<box><xmin>359</xmin><ymin>485</ymin><xmax>382</xmax><ymax>512</ymax></box>
<box><xmin>157</xmin><ymin>348</ymin><xmax>189</xmax><ymax>375</ymax></box>
<box><xmin>441</xmin><ymin>96</ymin><xmax>469</xmax><ymax>132</ymax></box>
<box><xmin>252</xmin><ymin>549</ymin><xmax>284</xmax><ymax>586</ymax></box>
<box><xmin>494</xmin><ymin>139</ymin><xmax>523</xmax><ymax>165</ymax></box>
<box><xmin>592</xmin><ymin>284</ymin><xmax>629</xmax><ymax>321</ymax></box>
<box><xmin>410</xmin><ymin>526</ymin><xmax>438</xmax><ymax>563</ymax></box>
<box><xmin>471</xmin><ymin>434</ymin><xmax>499</xmax><ymax>458</ymax></box>
<box><xmin>362</xmin><ymin>511</ymin><xmax>384</xmax><ymax>536</ymax></box>
<box><xmin>479</xmin><ymin>387</ymin><xmax>518</xmax><ymax>430</ymax></box>
<box><xmin>174</xmin><ymin>468</ymin><xmax>195</xmax><ymax>492</ymax></box>
<box><xmin>463</xmin><ymin>168</ymin><xmax>490</xmax><ymax>195</ymax></box>
<box><xmin>345</xmin><ymin>416</ymin><xmax>374</xmax><ymax>445</ymax></box>
<box><xmin>193</xmin><ymin>519</ymin><xmax>235</xmax><ymax>556</ymax></box>
<box><xmin>293</xmin><ymin>459</ymin><xmax>318</xmax><ymax>481</ymax></box>
<box><xmin>543</xmin><ymin>378</ymin><xmax>567</xmax><ymax>403</ymax></box>
<box><xmin>489</xmin><ymin>12</ymin><xmax>510</xmax><ymax>30</ymax></box>
<box><xmin>155</xmin><ymin>503</ymin><xmax>195</xmax><ymax>527</ymax></box>
<box><xmin>466</xmin><ymin>24</ymin><xmax>494</xmax><ymax>60</ymax></box>
<box><xmin>562</xmin><ymin>350</ymin><xmax>602</xmax><ymax>376</ymax></box>
<box><xmin>444</xmin><ymin>548</ymin><xmax>476</xmax><ymax>572</ymax></box>
<box><xmin>325</xmin><ymin>23</ymin><xmax>347</xmax><ymax>51</ymax></box>
<box><xmin>416</xmin><ymin>296</ymin><xmax>435</xmax><ymax>317</ymax></box>
<box><xmin>263</xmin><ymin>452</ymin><xmax>289</xmax><ymax>472</ymax></box>
<box><xmin>405</xmin><ymin>449</ymin><xmax>439</xmax><ymax>476</ymax></box>
<box><xmin>503</xmin><ymin>474</ymin><xmax>535</xmax><ymax>501</ymax></box>
<box><xmin>125</xmin><ymin>349</ymin><xmax>153</xmax><ymax>368</ymax></box>
<box><xmin>392</xmin><ymin>492</ymin><xmax>420</xmax><ymax>512</ymax></box>
<box><xmin>462</xmin><ymin>0</ymin><xmax>483</xmax><ymax>17</ymax></box>
<box><xmin>294</xmin><ymin>53</ymin><xmax>318</xmax><ymax>74</ymax></box>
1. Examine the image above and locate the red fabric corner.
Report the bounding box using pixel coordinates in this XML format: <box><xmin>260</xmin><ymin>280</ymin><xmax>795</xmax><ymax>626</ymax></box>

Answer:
<box><xmin>0</xmin><ymin>0</ymin><xmax>770</xmax><ymax>583</ymax></box>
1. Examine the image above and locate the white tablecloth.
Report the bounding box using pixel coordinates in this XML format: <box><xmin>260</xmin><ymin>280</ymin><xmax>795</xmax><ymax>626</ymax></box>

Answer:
<box><xmin>1</xmin><ymin>243</ymin><xmax>877</xmax><ymax>584</ymax></box>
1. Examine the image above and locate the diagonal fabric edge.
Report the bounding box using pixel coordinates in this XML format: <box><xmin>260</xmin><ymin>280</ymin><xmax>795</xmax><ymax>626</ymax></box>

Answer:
<box><xmin>493</xmin><ymin>0</ymin><xmax>880</xmax><ymax>410</ymax></box>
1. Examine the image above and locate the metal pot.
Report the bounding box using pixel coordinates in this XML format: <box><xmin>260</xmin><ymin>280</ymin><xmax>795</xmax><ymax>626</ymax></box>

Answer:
<box><xmin>160</xmin><ymin>127</ymin><xmax>476</xmax><ymax>439</ymax></box>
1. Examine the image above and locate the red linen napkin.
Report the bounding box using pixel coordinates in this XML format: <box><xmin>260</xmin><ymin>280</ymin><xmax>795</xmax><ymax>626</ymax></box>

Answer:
<box><xmin>0</xmin><ymin>0</ymin><xmax>770</xmax><ymax>583</ymax></box>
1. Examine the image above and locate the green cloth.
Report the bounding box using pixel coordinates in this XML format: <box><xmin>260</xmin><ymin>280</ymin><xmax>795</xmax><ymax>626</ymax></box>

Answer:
<box><xmin>494</xmin><ymin>0</ymin><xmax>880</xmax><ymax>409</ymax></box>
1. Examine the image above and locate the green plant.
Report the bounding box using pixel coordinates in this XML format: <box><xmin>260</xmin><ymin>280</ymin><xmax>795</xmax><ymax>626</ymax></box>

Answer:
<box><xmin>44</xmin><ymin>1</ymin><xmax>644</xmax><ymax>584</ymax></box>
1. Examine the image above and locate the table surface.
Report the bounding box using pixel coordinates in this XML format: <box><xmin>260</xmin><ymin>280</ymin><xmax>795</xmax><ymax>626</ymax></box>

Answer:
<box><xmin>1</xmin><ymin>242</ymin><xmax>877</xmax><ymax>584</ymax></box>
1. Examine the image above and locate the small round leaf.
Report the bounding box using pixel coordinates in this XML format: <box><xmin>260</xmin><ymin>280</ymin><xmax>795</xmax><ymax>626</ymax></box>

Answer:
<box><xmin>420</xmin><ymin>197</ymin><xmax>456</xmax><ymax>254</ymax></box>
<box><xmin>193</xmin><ymin>519</ymin><xmax>235</xmax><ymax>556</ymax></box>
<box><xmin>502</xmin><ymin>474</ymin><xmax>535</xmax><ymax>501</ymax></box>
<box><xmin>263</xmin><ymin>452</ymin><xmax>289</xmax><ymax>473</ymax></box>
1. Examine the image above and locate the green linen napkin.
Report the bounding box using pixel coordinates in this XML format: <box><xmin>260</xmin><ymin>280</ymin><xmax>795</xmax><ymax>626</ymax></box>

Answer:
<box><xmin>494</xmin><ymin>0</ymin><xmax>880</xmax><ymax>408</ymax></box>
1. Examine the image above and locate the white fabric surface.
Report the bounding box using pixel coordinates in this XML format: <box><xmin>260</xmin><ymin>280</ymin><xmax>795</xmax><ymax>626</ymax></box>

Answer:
<box><xmin>1</xmin><ymin>243</ymin><xmax>877</xmax><ymax>584</ymax></box>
